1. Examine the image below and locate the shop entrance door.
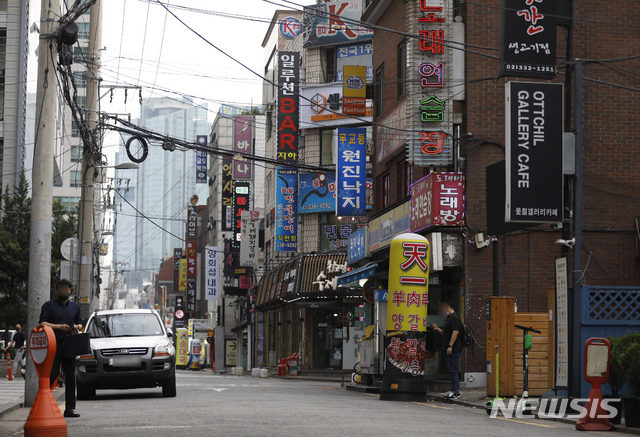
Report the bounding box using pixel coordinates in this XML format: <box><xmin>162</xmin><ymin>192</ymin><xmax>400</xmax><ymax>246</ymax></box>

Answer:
<box><xmin>312</xmin><ymin>309</ymin><xmax>343</xmax><ymax>370</ymax></box>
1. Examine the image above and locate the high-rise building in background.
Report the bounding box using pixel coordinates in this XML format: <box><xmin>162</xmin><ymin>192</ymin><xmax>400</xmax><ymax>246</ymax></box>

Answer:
<box><xmin>0</xmin><ymin>1</ymin><xmax>30</xmax><ymax>196</ymax></box>
<box><xmin>116</xmin><ymin>97</ymin><xmax>209</xmax><ymax>274</ymax></box>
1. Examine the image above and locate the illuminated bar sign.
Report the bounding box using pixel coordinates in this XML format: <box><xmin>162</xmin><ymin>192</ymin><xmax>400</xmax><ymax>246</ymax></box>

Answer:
<box><xmin>336</xmin><ymin>127</ymin><xmax>367</xmax><ymax>216</ymax></box>
<box><xmin>408</xmin><ymin>0</ymin><xmax>453</xmax><ymax>166</ymax></box>
<box><xmin>499</xmin><ymin>0</ymin><xmax>557</xmax><ymax>79</ymax></box>
<box><xmin>275</xmin><ymin>167</ymin><xmax>298</xmax><ymax>252</ymax></box>
<box><xmin>410</xmin><ymin>172</ymin><xmax>465</xmax><ymax>231</ymax></box>
<box><xmin>232</xmin><ymin>181</ymin><xmax>251</xmax><ymax>248</ymax></box>
<box><xmin>277</xmin><ymin>51</ymin><xmax>300</xmax><ymax>163</ymax></box>
<box><xmin>505</xmin><ymin>82</ymin><xmax>563</xmax><ymax>223</ymax></box>
<box><xmin>233</xmin><ymin>116</ymin><xmax>253</xmax><ymax>179</ymax></box>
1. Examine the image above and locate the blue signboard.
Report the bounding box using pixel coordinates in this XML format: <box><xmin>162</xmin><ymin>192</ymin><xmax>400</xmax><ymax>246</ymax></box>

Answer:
<box><xmin>336</xmin><ymin>127</ymin><xmax>367</xmax><ymax>216</ymax></box>
<box><xmin>303</xmin><ymin>0</ymin><xmax>373</xmax><ymax>48</ymax></box>
<box><xmin>195</xmin><ymin>135</ymin><xmax>208</xmax><ymax>184</ymax></box>
<box><xmin>275</xmin><ymin>168</ymin><xmax>298</xmax><ymax>252</ymax></box>
<box><xmin>299</xmin><ymin>172</ymin><xmax>336</xmax><ymax>213</ymax></box>
<box><xmin>348</xmin><ymin>226</ymin><xmax>368</xmax><ymax>264</ymax></box>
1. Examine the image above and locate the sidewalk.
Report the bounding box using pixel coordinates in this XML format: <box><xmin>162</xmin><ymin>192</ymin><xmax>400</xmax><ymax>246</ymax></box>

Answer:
<box><xmin>427</xmin><ymin>388</ymin><xmax>640</xmax><ymax>434</ymax></box>
<box><xmin>0</xmin><ymin>377</ymin><xmax>26</xmax><ymax>418</ymax></box>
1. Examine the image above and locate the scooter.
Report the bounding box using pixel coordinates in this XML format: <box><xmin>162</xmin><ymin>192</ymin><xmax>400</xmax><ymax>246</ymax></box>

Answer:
<box><xmin>514</xmin><ymin>324</ymin><xmax>541</xmax><ymax>415</ymax></box>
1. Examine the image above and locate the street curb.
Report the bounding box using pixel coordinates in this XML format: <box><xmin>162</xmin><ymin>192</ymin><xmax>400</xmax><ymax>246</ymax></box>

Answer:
<box><xmin>0</xmin><ymin>402</ymin><xmax>23</xmax><ymax>419</ymax></box>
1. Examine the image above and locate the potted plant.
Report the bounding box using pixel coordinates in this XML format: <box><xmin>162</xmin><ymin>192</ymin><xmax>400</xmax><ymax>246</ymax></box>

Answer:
<box><xmin>619</xmin><ymin>331</ymin><xmax>640</xmax><ymax>428</ymax></box>
<box><xmin>604</xmin><ymin>336</ymin><xmax>626</xmax><ymax>425</ymax></box>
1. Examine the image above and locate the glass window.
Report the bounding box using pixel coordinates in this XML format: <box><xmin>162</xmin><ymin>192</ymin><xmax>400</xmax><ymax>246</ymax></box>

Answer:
<box><xmin>71</xmin><ymin>120</ymin><xmax>80</xmax><ymax>138</ymax></box>
<box><xmin>375</xmin><ymin>65</ymin><xmax>384</xmax><ymax>118</ymax></box>
<box><xmin>71</xmin><ymin>170</ymin><xmax>82</xmax><ymax>187</ymax></box>
<box><xmin>71</xmin><ymin>145</ymin><xmax>82</xmax><ymax>162</ymax></box>
<box><xmin>321</xmin><ymin>129</ymin><xmax>337</xmax><ymax>166</ymax></box>
<box><xmin>73</xmin><ymin>71</ymin><xmax>87</xmax><ymax>87</ymax></box>
<box><xmin>397</xmin><ymin>160</ymin><xmax>410</xmax><ymax>200</ymax></box>
<box><xmin>87</xmin><ymin>313</ymin><xmax>164</xmax><ymax>338</ymax></box>
<box><xmin>397</xmin><ymin>40</ymin><xmax>407</xmax><ymax>97</ymax></box>
<box><xmin>377</xmin><ymin>172</ymin><xmax>390</xmax><ymax>210</ymax></box>
<box><xmin>266</xmin><ymin>173</ymin><xmax>273</xmax><ymax>203</ymax></box>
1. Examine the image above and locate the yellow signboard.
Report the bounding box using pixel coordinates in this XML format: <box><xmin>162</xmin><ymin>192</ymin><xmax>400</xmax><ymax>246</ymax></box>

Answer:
<box><xmin>175</xmin><ymin>328</ymin><xmax>189</xmax><ymax>367</ymax></box>
<box><xmin>179</xmin><ymin>258</ymin><xmax>187</xmax><ymax>292</ymax></box>
<box><xmin>386</xmin><ymin>234</ymin><xmax>430</xmax><ymax>332</ymax></box>
<box><xmin>343</xmin><ymin>65</ymin><xmax>367</xmax><ymax>116</ymax></box>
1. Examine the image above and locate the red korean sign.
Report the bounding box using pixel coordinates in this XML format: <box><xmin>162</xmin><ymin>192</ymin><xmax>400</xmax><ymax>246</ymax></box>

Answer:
<box><xmin>410</xmin><ymin>172</ymin><xmax>465</xmax><ymax>231</ymax></box>
<box><xmin>186</xmin><ymin>242</ymin><xmax>197</xmax><ymax>278</ymax></box>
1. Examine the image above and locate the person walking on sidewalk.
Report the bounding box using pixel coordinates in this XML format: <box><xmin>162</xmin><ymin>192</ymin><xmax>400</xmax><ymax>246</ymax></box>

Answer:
<box><xmin>38</xmin><ymin>279</ymin><xmax>83</xmax><ymax>418</ymax></box>
<box><xmin>3</xmin><ymin>324</ymin><xmax>26</xmax><ymax>379</ymax></box>
<box><xmin>430</xmin><ymin>300</ymin><xmax>463</xmax><ymax>400</ymax></box>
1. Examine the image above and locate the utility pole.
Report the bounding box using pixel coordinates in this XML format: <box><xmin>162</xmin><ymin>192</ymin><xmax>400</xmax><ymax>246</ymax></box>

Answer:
<box><xmin>77</xmin><ymin>0</ymin><xmax>102</xmax><ymax>319</ymax></box>
<box><xmin>25</xmin><ymin>0</ymin><xmax>60</xmax><ymax>407</ymax></box>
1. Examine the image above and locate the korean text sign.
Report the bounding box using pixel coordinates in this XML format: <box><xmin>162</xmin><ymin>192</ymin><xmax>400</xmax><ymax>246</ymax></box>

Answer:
<box><xmin>178</xmin><ymin>258</ymin><xmax>187</xmax><ymax>292</ymax></box>
<box><xmin>277</xmin><ymin>52</ymin><xmax>300</xmax><ymax>163</ymax></box>
<box><xmin>233</xmin><ymin>116</ymin><xmax>253</xmax><ymax>179</ymax></box>
<box><xmin>186</xmin><ymin>241</ymin><xmax>197</xmax><ymax>311</ymax></box>
<box><xmin>336</xmin><ymin>128</ymin><xmax>367</xmax><ymax>216</ymax></box>
<box><xmin>386</xmin><ymin>234</ymin><xmax>430</xmax><ymax>332</ymax></box>
<box><xmin>232</xmin><ymin>181</ymin><xmax>251</xmax><ymax>248</ymax></box>
<box><xmin>499</xmin><ymin>0</ymin><xmax>557</xmax><ymax>79</ymax></box>
<box><xmin>205</xmin><ymin>246</ymin><xmax>220</xmax><ymax>301</ymax></box>
<box><xmin>410</xmin><ymin>172</ymin><xmax>465</xmax><ymax>231</ymax></box>
<box><xmin>195</xmin><ymin>136</ymin><xmax>208</xmax><ymax>184</ymax></box>
<box><xmin>505</xmin><ymin>82</ymin><xmax>563</xmax><ymax>223</ymax></box>
<box><xmin>240</xmin><ymin>211</ymin><xmax>260</xmax><ymax>267</ymax></box>
<box><xmin>303</xmin><ymin>0</ymin><xmax>373</xmax><ymax>48</ymax></box>
<box><xmin>275</xmin><ymin>168</ymin><xmax>298</xmax><ymax>252</ymax></box>
<box><xmin>187</xmin><ymin>205</ymin><xmax>197</xmax><ymax>240</ymax></box>
<box><xmin>222</xmin><ymin>157</ymin><xmax>233</xmax><ymax>231</ymax></box>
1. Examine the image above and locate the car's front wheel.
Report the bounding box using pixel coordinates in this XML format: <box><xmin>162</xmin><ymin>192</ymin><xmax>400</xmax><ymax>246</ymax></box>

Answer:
<box><xmin>162</xmin><ymin>373</ymin><xmax>176</xmax><ymax>397</ymax></box>
<box><xmin>77</xmin><ymin>380</ymin><xmax>95</xmax><ymax>400</ymax></box>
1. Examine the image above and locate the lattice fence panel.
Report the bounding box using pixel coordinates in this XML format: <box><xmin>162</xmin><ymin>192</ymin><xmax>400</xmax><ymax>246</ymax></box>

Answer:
<box><xmin>586</xmin><ymin>287</ymin><xmax>640</xmax><ymax>322</ymax></box>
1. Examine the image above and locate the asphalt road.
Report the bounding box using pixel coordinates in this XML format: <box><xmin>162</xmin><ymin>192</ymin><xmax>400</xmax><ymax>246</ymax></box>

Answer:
<box><xmin>0</xmin><ymin>370</ymin><xmax>631</xmax><ymax>436</ymax></box>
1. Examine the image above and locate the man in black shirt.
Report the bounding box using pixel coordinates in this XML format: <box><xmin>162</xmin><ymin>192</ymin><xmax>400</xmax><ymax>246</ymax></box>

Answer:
<box><xmin>430</xmin><ymin>300</ymin><xmax>463</xmax><ymax>400</ymax></box>
<box><xmin>4</xmin><ymin>324</ymin><xmax>26</xmax><ymax>379</ymax></box>
<box><xmin>39</xmin><ymin>279</ymin><xmax>83</xmax><ymax>418</ymax></box>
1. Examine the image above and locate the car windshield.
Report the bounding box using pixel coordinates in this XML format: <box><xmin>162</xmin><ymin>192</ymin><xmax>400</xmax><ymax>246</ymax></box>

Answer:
<box><xmin>88</xmin><ymin>313</ymin><xmax>164</xmax><ymax>338</ymax></box>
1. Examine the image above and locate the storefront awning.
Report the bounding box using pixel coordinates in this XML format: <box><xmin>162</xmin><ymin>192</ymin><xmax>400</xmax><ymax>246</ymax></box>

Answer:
<box><xmin>337</xmin><ymin>263</ymin><xmax>378</xmax><ymax>288</ymax></box>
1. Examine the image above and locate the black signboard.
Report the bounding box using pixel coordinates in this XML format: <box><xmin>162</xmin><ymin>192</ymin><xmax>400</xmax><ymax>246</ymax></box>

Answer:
<box><xmin>173</xmin><ymin>248</ymin><xmax>182</xmax><ymax>292</ymax></box>
<box><xmin>505</xmin><ymin>82</ymin><xmax>563</xmax><ymax>223</ymax></box>
<box><xmin>277</xmin><ymin>51</ymin><xmax>300</xmax><ymax>163</ymax></box>
<box><xmin>186</xmin><ymin>278</ymin><xmax>196</xmax><ymax>312</ymax></box>
<box><xmin>232</xmin><ymin>181</ymin><xmax>251</xmax><ymax>249</ymax></box>
<box><xmin>186</xmin><ymin>205</ymin><xmax>197</xmax><ymax>240</ymax></box>
<box><xmin>223</xmin><ymin>238</ymin><xmax>240</xmax><ymax>277</ymax></box>
<box><xmin>222</xmin><ymin>156</ymin><xmax>233</xmax><ymax>231</ymax></box>
<box><xmin>499</xmin><ymin>0</ymin><xmax>557</xmax><ymax>79</ymax></box>
<box><xmin>174</xmin><ymin>295</ymin><xmax>186</xmax><ymax>328</ymax></box>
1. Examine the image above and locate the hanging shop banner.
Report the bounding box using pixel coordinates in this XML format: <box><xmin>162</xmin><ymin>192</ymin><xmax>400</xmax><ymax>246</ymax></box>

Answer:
<box><xmin>336</xmin><ymin>42</ymin><xmax>373</xmax><ymax>83</ymax></box>
<box><xmin>232</xmin><ymin>181</ymin><xmax>251</xmax><ymax>249</ymax></box>
<box><xmin>300</xmin><ymin>82</ymin><xmax>372</xmax><ymax>129</ymax></box>
<box><xmin>410</xmin><ymin>172</ymin><xmax>466</xmax><ymax>231</ymax></box>
<box><xmin>240</xmin><ymin>211</ymin><xmax>260</xmax><ymax>267</ymax></box>
<box><xmin>381</xmin><ymin>233</ymin><xmax>430</xmax><ymax>401</ymax></box>
<box><xmin>499</xmin><ymin>0</ymin><xmax>557</xmax><ymax>79</ymax></box>
<box><xmin>205</xmin><ymin>246</ymin><xmax>220</xmax><ymax>301</ymax></box>
<box><xmin>222</xmin><ymin>156</ymin><xmax>234</xmax><ymax>231</ymax></box>
<box><xmin>303</xmin><ymin>0</ymin><xmax>373</xmax><ymax>48</ymax></box>
<box><xmin>555</xmin><ymin>256</ymin><xmax>569</xmax><ymax>387</ymax></box>
<box><xmin>336</xmin><ymin>128</ymin><xmax>367</xmax><ymax>216</ymax></box>
<box><xmin>275</xmin><ymin>167</ymin><xmax>298</xmax><ymax>252</ymax></box>
<box><xmin>233</xmin><ymin>116</ymin><xmax>253</xmax><ymax>179</ymax></box>
<box><xmin>505</xmin><ymin>82</ymin><xmax>563</xmax><ymax>223</ymax></box>
<box><xmin>342</xmin><ymin>65</ymin><xmax>367</xmax><ymax>116</ymax></box>
<box><xmin>187</xmin><ymin>205</ymin><xmax>197</xmax><ymax>240</ymax></box>
<box><xmin>407</xmin><ymin>0</ymin><xmax>454</xmax><ymax>167</ymax></box>
<box><xmin>299</xmin><ymin>172</ymin><xmax>373</xmax><ymax>213</ymax></box>
<box><xmin>277</xmin><ymin>51</ymin><xmax>300</xmax><ymax>163</ymax></box>
<box><xmin>178</xmin><ymin>258</ymin><xmax>187</xmax><ymax>292</ymax></box>
<box><xmin>348</xmin><ymin>225</ymin><xmax>368</xmax><ymax>264</ymax></box>
<box><xmin>195</xmin><ymin>135</ymin><xmax>208</xmax><ymax>184</ymax></box>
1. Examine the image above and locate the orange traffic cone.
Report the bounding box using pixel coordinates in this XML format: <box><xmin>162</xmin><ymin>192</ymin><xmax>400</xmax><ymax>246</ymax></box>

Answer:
<box><xmin>24</xmin><ymin>326</ymin><xmax>67</xmax><ymax>437</ymax></box>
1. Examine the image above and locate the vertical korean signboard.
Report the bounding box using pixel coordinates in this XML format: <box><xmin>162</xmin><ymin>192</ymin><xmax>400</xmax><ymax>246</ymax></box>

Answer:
<box><xmin>195</xmin><ymin>135</ymin><xmax>208</xmax><ymax>184</ymax></box>
<box><xmin>336</xmin><ymin>128</ymin><xmax>367</xmax><ymax>216</ymax></box>
<box><xmin>178</xmin><ymin>258</ymin><xmax>187</xmax><ymax>292</ymax></box>
<box><xmin>233</xmin><ymin>181</ymin><xmax>251</xmax><ymax>248</ymax></box>
<box><xmin>410</xmin><ymin>172</ymin><xmax>465</xmax><ymax>231</ymax></box>
<box><xmin>233</xmin><ymin>116</ymin><xmax>253</xmax><ymax>179</ymax></box>
<box><xmin>205</xmin><ymin>246</ymin><xmax>220</xmax><ymax>301</ymax></box>
<box><xmin>381</xmin><ymin>233</ymin><xmax>430</xmax><ymax>402</ymax></box>
<box><xmin>186</xmin><ymin>241</ymin><xmax>197</xmax><ymax>312</ymax></box>
<box><xmin>222</xmin><ymin>157</ymin><xmax>233</xmax><ymax>231</ymax></box>
<box><xmin>499</xmin><ymin>0</ymin><xmax>557</xmax><ymax>79</ymax></box>
<box><xmin>275</xmin><ymin>167</ymin><xmax>298</xmax><ymax>252</ymax></box>
<box><xmin>505</xmin><ymin>82</ymin><xmax>563</xmax><ymax>223</ymax></box>
<box><xmin>173</xmin><ymin>248</ymin><xmax>182</xmax><ymax>293</ymax></box>
<box><xmin>186</xmin><ymin>205</ymin><xmax>197</xmax><ymax>240</ymax></box>
<box><xmin>555</xmin><ymin>257</ymin><xmax>568</xmax><ymax>387</ymax></box>
<box><xmin>277</xmin><ymin>51</ymin><xmax>300</xmax><ymax>163</ymax></box>
<box><xmin>240</xmin><ymin>211</ymin><xmax>260</xmax><ymax>267</ymax></box>
<box><xmin>408</xmin><ymin>0</ymin><xmax>454</xmax><ymax>166</ymax></box>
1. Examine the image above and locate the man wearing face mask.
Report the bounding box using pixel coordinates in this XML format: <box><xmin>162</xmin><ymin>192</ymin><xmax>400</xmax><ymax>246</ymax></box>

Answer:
<box><xmin>4</xmin><ymin>324</ymin><xmax>26</xmax><ymax>379</ymax></box>
<box><xmin>430</xmin><ymin>300</ymin><xmax>463</xmax><ymax>400</ymax></box>
<box><xmin>38</xmin><ymin>279</ymin><xmax>83</xmax><ymax>418</ymax></box>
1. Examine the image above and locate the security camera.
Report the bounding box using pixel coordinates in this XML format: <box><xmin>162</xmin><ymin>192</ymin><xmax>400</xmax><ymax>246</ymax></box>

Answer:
<box><xmin>555</xmin><ymin>238</ymin><xmax>575</xmax><ymax>248</ymax></box>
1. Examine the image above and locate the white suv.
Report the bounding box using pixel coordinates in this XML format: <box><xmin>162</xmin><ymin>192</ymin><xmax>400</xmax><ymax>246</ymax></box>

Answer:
<box><xmin>76</xmin><ymin>309</ymin><xmax>176</xmax><ymax>399</ymax></box>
